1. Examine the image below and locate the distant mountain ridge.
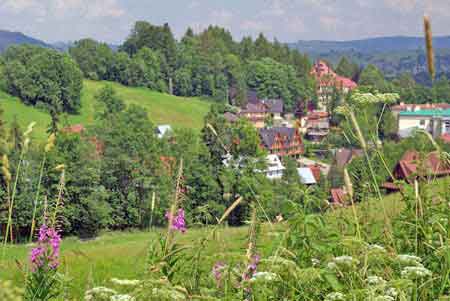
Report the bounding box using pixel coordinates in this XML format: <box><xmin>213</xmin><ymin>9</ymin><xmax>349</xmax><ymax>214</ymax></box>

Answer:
<box><xmin>290</xmin><ymin>36</ymin><xmax>450</xmax><ymax>54</ymax></box>
<box><xmin>0</xmin><ymin>30</ymin><xmax>52</xmax><ymax>52</ymax></box>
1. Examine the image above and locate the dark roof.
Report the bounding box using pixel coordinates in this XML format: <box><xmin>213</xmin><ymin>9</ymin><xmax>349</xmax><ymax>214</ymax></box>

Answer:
<box><xmin>335</xmin><ymin>148</ymin><xmax>364</xmax><ymax>168</ymax></box>
<box><xmin>229</xmin><ymin>87</ymin><xmax>259</xmax><ymax>104</ymax></box>
<box><xmin>259</xmin><ymin>127</ymin><xmax>297</xmax><ymax>148</ymax></box>
<box><xmin>261</xmin><ymin>99</ymin><xmax>283</xmax><ymax>114</ymax></box>
<box><xmin>224</xmin><ymin>112</ymin><xmax>239</xmax><ymax>122</ymax></box>
<box><xmin>240</xmin><ymin>98</ymin><xmax>283</xmax><ymax>114</ymax></box>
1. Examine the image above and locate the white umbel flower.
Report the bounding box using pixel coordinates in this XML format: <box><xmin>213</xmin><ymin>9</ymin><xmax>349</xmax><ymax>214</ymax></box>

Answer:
<box><xmin>401</xmin><ymin>266</ymin><xmax>432</xmax><ymax>279</ymax></box>
<box><xmin>325</xmin><ymin>292</ymin><xmax>345</xmax><ymax>301</ymax></box>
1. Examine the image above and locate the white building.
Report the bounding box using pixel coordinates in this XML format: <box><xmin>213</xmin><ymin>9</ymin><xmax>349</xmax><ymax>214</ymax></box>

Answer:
<box><xmin>155</xmin><ymin>125</ymin><xmax>173</xmax><ymax>139</ymax></box>
<box><xmin>297</xmin><ymin>167</ymin><xmax>317</xmax><ymax>185</ymax></box>
<box><xmin>265</xmin><ymin>154</ymin><xmax>285</xmax><ymax>180</ymax></box>
<box><xmin>398</xmin><ymin>109</ymin><xmax>450</xmax><ymax>138</ymax></box>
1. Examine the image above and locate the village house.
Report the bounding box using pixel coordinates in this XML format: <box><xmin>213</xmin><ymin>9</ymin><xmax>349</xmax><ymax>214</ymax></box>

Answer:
<box><xmin>301</xmin><ymin>111</ymin><xmax>330</xmax><ymax>142</ymax></box>
<box><xmin>297</xmin><ymin>167</ymin><xmax>317</xmax><ymax>185</ymax></box>
<box><xmin>311</xmin><ymin>60</ymin><xmax>357</xmax><ymax>111</ymax></box>
<box><xmin>382</xmin><ymin>150</ymin><xmax>450</xmax><ymax>191</ymax></box>
<box><xmin>265</xmin><ymin>154</ymin><xmax>285</xmax><ymax>180</ymax></box>
<box><xmin>155</xmin><ymin>125</ymin><xmax>173</xmax><ymax>139</ymax></box>
<box><xmin>397</xmin><ymin>108</ymin><xmax>450</xmax><ymax>138</ymax></box>
<box><xmin>238</xmin><ymin>98</ymin><xmax>284</xmax><ymax>128</ymax></box>
<box><xmin>259</xmin><ymin>127</ymin><xmax>304</xmax><ymax>158</ymax></box>
<box><xmin>391</xmin><ymin>102</ymin><xmax>450</xmax><ymax>118</ymax></box>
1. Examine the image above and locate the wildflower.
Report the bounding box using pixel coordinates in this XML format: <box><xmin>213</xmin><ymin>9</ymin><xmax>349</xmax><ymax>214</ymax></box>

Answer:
<box><xmin>397</xmin><ymin>254</ymin><xmax>422</xmax><ymax>266</ymax></box>
<box><xmin>325</xmin><ymin>292</ymin><xmax>345</xmax><ymax>301</ymax></box>
<box><xmin>368</xmin><ymin>244</ymin><xmax>386</xmax><ymax>252</ymax></box>
<box><xmin>374</xmin><ymin>296</ymin><xmax>395</xmax><ymax>301</ymax></box>
<box><xmin>366</xmin><ymin>275</ymin><xmax>386</xmax><ymax>286</ymax></box>
<box><xmin>84</xmin><ymin>287</ymin><xmax>117</xmax><ymax>301</ymax></box>
<box><xmin>165</xmin><ymin>208</ymin><xmax>186</xmax><ymax>233</ymax></box>
<box><xmin>401</xmin><ymin>266</ymin><xmax>432</xmax><ymax>279</ymax></box>
<box><xmin>311</xmin><ymin>258</ymin><xmax>320</xmax><ymax>267</ymax></box>
<box><xmin>110</xmin><ymin>278</ymin><xmax>141</xmax><ymax>287</ymax></box>
<box><xmin>249</xmin><ymin>272</ymin><xmax>278</xmax><ymax>282</ymax></box>
<box><xmin>385</xmin><ymin>287</ymin><xmax>398</xmax><ymax>298</ymax></box>
<box><xmin>212</xmin><ymin>262</ymin><xmax>226</xmax><ymax>283</ymax></box>
<box><xmin>110</xmin><ymin>294</ymin><xmax>136</xmax><ymax>301</ymax></box>
<box><xmin>45</xmin><ymin>133</ymin><xmax>56</xmax><ymax>153</ymax></box>
<box><xmin>242</xmin><ymin>254</ymin><xmax>260</xmax><ymax>281</ymax></box>
<box><xmin>333</xmin><ymin>255</ymin><xmax>359</xmax><ymax>266</ymax></box>
<box><xmin>29</xmin><ymin>224</ymin><xmax>61</xmax><ymax>271</ymax></box>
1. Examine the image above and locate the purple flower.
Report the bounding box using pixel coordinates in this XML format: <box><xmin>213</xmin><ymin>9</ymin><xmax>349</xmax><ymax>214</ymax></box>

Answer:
<box><xmin>29</xmin><ymin>224</ymin><xmax>61</xmax><ymax>271</ymax></box>
<box><xmin>242</xmin><ymin>254</ymin><xmax>260</xmax><ymax>281</ymax></box>
<box><xmin>166</xmin><ymin>209</ymin><xmax>187</xmax><ymax>233</ymax></box>
<box><xmin>212</xmin><ymin>262</ymin><xmax>226</xmax><ymax>283</ymax></box>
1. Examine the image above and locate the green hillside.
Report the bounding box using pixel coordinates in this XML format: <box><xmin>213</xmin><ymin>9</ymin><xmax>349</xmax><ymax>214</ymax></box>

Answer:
<box><xmin>0</xmin><ymin>80</ymin><xmax>211</xmax><ymax>139</ymax></box>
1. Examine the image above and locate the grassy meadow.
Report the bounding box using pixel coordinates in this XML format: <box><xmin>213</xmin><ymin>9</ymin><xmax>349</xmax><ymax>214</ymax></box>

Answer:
<box><xmin>0</xmin><ymin>190</ymin><xmax>408</xmax><ymax>299</ymax></box>
<box><xmin>0</xmin><ymin>80</ymin><xmax>211</xmax><ymax>140</ymax></box>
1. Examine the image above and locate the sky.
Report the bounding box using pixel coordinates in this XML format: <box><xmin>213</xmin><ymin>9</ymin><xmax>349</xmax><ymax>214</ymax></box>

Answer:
<box><xmin>0</xmin><ymin>0</ymin><xmax>449</xmax><ymax>44</ymax></box>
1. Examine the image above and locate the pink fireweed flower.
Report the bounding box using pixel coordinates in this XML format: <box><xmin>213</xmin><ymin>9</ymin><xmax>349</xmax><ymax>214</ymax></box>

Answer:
<box><xmin>165</xmin><ymin>208</ymin><xmax>187</xmax><ymax>233</ymax></box>
<box><xmin>29</xmin><ymin>224</ymin><xmax>62</xmax><ymax>271</ymax></box>
<box><xmin>242</xmin><ymin>254</ymin><xmax>260</xmax><ymax>281</ymax></box>
<box><xmin>212</xmin><ymin>262</ymin><xmax>226</xmax><ymax>283</ymax></box>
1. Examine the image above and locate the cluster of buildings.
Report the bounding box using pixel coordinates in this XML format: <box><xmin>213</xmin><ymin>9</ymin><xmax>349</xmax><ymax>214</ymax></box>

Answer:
<box><xmin>394</xmin><ymin>103</ymin><xmax>450</xmax><ymax>140</ymax></box>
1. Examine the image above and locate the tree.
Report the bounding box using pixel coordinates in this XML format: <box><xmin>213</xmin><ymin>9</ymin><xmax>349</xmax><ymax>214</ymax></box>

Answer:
<box><xmin>8</xmin><ymin>116</ymin><xmax>23</xmax><ymax>152</ymax></box>
<box><xmin>432</xmin><ymin>75</ymin><xmax>450</xmax><ymax>102</ymax></box>
<box><xmin>336</xmin><ymin>57</ymin><xmax>359</xmax><ymax>79</ymax></box>
<box><xmin>69</xmin><ymin>39</ymin><xmax>114</xmax><ymax>80</ymax></box>
<box><xmin>358</xmin><ymin>64</ymin><xmax>390</xmax><ymax>92</ymax></box>
<box><xmin>3</xmin><ymin>45</ymin><xmax>83</xmax><ymax>113</ymax></box>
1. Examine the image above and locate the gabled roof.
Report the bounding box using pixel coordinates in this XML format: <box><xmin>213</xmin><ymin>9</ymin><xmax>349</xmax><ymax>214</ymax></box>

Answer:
<box><xmin>441</xmin><ymin>133</ymin><xmax>450</xmax><ymax>144</ymax></box>
<box><xmin>62</xmin><ymin>124</ymin><xmax>85</xmax><ymax>134</ymax></box>
<box><xmin>240</xmin><ymin>98</ymin><xmax>283</xmax><ymax>114</ymax></box>
<box><xmin>297</xmin><ymin>167</ymin><xmax>317</xmax><ymax>184</ymax></box>
<box><xmin>392</xmin><ymin>150</ymin><xmax>450</xmax><ymax>183</ymax></box>
<box><xmin>330</xmin><ymin>188</ymin><xmax>347</xmax><ymax>204</ymax></box>
<box><xmin>335</xmin><ymin>148</ymin><xmax>364</xmax><ymax>168</ymax></box>
<box><xmin>259</xmin><ymin>127</ymin><xmax>298</xmax><ymax>148</ymax></box>
<box><xmin>224</xmin><ymin>112</ymin><xmax>239</xmax><ymax>122</ymax></box>
<box><xmin>392</xmin><ymin>103</ymin><xmax>450</xmax><ymax>112</ymax></box>
<box><xmin>311</xmin><ymin>60</ymin><xmax>357</xmax><ymax>90</ymax></box>
<box><xmin>308</xmin><ymin>165</ymin><xmax>321</xmax><ymax>182</ymax></box>
<box><xmin>266</xmin><ymin>154</ymin><xmax>285</xmax><ymax>172</ymax></box>
<box><xmin>156</xmin><ymin>125</ymin><xmax>172</xmax><ymax>138</ymax></box>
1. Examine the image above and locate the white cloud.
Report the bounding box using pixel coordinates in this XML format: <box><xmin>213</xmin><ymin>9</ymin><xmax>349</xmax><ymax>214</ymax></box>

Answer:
<box><xmin>1</xmin><ymin>0</ymin><xmax>125</xmax><ymax>18</ymax></box>
<box><xmin>240</xmin><ymin>19</ymin><xmax>270</xmax><ymax>32</ymax></box>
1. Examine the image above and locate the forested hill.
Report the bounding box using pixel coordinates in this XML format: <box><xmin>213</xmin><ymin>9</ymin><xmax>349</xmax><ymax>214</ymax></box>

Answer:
<box><xmin>0</xmin><ymin>30</ymin><xmax>52</xmax><ymax>52</ymax></box>
<box><xmin>290</xmin><ymin>36</ymin><xmax>450</xmax><ymax>83</ymax></box>
<box><xmin>290</xmin><ymin>36</ymin><xmax>450</xmax><ymax>54</ymax></box>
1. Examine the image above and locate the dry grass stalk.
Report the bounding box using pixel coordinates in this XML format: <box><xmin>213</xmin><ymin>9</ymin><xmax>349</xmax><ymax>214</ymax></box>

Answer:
<box><xmin>246</xmin><ymin>204</ymin><xmax>258</xmax><ymax>261</ymax></box>
<box><xmin>218</xmin><ymin>197</ymin><xmax>243</xmax><ymax>225</ymax></box>
<box><xmin>424</xmin><ymin>15</ymin><xmax>435</xmax><ymax>81</ymax></box>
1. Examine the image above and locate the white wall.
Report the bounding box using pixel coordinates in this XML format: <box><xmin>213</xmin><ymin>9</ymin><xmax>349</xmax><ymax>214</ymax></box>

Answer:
<box><xmin>398</xmin><ymin>116</ymin><xmax>431</xmax><ymax>138</ymax></box>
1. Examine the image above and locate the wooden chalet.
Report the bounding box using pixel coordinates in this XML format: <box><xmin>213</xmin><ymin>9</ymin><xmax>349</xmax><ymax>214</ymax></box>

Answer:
<box><xmin>259</xmin><ymin>127</ymin><xmax>304</xmax><ymax>158</ymax></box>
<box><xmin>383</xmin><ymin>150</ymin><xmax>450</xmax><ymax>191</ymax></box>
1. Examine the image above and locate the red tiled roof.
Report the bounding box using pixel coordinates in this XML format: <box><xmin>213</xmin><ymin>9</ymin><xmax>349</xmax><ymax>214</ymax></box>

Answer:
<box><xmin>62</xmin><ymin>124</ymin><xmax>85</xmax><ymax>134</ymax></box>
<box><xmin>391</xmin><ymin>103</ymin><xmax>450</xmax><ymax>112</ymax></box>
<box><xmin>330</xmin><ymin>188</ymin><xmax>347</xmax><ymax>204</ymax></box>
<box><xmin>307</xmin><ymin>111</ymin><xmax>329</xmax><ymax>120</ymax></box>
<box><xmin>392</xmin><ymin>150</ymin><xmax>450</xmax><ymax>183</ymax></box>
<box><xmin>308</xmin><ymin>165</ymin><xmax>321</xmax><ymax>182</ymax></box>
<box><xmin>441</xmin><ymin>133</ymin><xmax>450</xmax><ymax>144</ymax></box>
<box><xmin>311</xmin><ymin>60</ymin><xmax>357</xmax><ymax>90</ymax></box>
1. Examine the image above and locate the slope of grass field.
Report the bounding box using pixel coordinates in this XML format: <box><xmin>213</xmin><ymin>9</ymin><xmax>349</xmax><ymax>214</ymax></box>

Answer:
<box><xmin>0</xmin><ymin>190</ymin><xmax>408</xmax><ymax>299</ymax></box>
<box><xmin>0</xmin><ymin>80</ymin><xmax>211</xmax><ymax>140</ymax></box>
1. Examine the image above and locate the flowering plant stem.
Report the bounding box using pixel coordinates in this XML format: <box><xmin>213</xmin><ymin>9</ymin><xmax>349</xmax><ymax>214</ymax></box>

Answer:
<box><xmin>3</xmin><ymin>148</ymin><xmax>26</xmax><ymax>247</ymax></box>
<box><xmin>29</xmin><ymin>154</ymin><xmax>47</xmax><ymax>242</ymax></box>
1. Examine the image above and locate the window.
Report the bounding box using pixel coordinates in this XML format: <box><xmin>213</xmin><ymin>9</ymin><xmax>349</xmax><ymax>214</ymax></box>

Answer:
<box><xmin>445</xmin><ymin>121</ymin><xmax>450</xmax><ymax>133</ymax></box>
<box><xmin>419</xmin><ymin>119</ymin><xmax>426</xmax><ymax>126</ymax></box>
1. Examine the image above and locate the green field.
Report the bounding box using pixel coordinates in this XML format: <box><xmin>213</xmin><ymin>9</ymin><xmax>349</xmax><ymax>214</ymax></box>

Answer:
<box><xmin>0</xmin><ymin>192</ymin><xmax>406</xmax><ymax>299</ymax></box>
<box><xmin>1</xmin><ymin>176</ymin><xmax>449</xmax><ymax>299</ymax></box>
<box><xmin>0</xmin><ymin>80</ymin><xmax>211</xmax><ymax>139</ymax></box>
